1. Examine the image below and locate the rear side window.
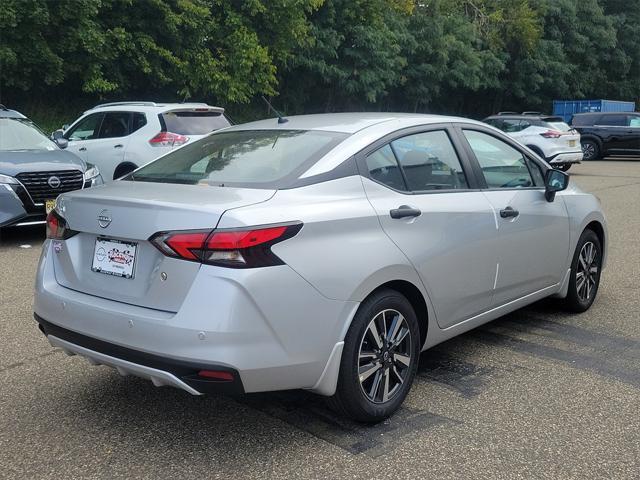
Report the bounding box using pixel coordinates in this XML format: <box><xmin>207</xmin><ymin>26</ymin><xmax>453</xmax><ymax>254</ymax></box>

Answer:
<box><xmin>366</xmin><ymin>145</ymin><xmax>407</xmax><ymax>191</ymax></box>
<box><xmin>132</xmin><ymin>113</ymin><xmax>147</xmax><ymax>133</ymax></box>
<box><xmin>598</xmin><ymin>114</ymin><xmax>628</xmax><ymax>126</ymax></box>
<box><xmin>463</xmin><ymin>130</ymin><xmax>535</xmax><ymax>189</ymax></box>
<box><xmin>129</xmin><ymin>129</ymin><xmax>347</xmax><ymax>188</ymax></box>
<box><xmin>160</xmin><ymin>111</ymin><xmax>231</xmax><ymax>135</ymax></box>
<box><xmin>391</xmin><ymin>131</ymin><xmax>468</xmax><ymax>191</ymax></box>
<box><xmin>98</xmin><ymin>112</ymin><xmax>130</xmax><ymax>138</ymax></box>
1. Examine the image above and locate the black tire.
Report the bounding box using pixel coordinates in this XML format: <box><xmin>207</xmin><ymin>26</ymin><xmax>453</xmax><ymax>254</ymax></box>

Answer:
<box><xmin>563</xmin><ymin>229</ymin><xmax>602</xmax><ymax>313</ymax></box>
<box><xmin>328</xmin><ymin>289</ymin><xmax>420</xmax><ymax>422</ymax></box>
<box><xmin>581</xmin><ymin>140</ymin><xmax>600</xmax><ymax>161</ymax></box>
<box><xmin>113</xmin><ymin>163</ymin><xmax>137</xmax><ymax>180</ymax></box>
<box><xmin>558</xmin><ymin>164</ymin><xmax>572</xmax><ymax>172</ymax></box>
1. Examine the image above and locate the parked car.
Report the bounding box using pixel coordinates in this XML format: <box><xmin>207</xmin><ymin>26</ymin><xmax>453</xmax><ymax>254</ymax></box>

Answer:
<box><xmin>35</xmin><ymin>113</ymin><xmax>606</xmax><ymax>422</ymax></box>
<box><xmin>571</xmin><ymin>111</ymin><xmax>640</xmax><ymax>160</ymax></box>
<box><xmin>0</xmin><ymin>106</ymin><xmax>102</xmax><ymax>230</ymax></box>
<box><xmin>54</xmin><ymin>102</ymin><xmax>231</xmax><ymax>182</ymax></box>
<box><xmin>483</xmin><ymin>112</ymin><xmax>583</xmax><ymax>171</ymax></box>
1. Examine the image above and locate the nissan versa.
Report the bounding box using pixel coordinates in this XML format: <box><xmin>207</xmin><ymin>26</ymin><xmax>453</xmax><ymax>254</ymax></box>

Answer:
<box><xmin>34</xmin><ymin>113</ymin><xmax>607</xmax><ymax>422</ymax></box>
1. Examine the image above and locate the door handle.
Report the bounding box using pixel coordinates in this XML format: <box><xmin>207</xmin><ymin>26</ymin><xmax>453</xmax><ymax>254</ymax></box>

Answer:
<box><xmin>79</xmin><ymin>147</ymin><xmax>87</xmax><ymax>152</ymax></box>
<box><xmin>500</xmin><ymin>206</ymin><xmax>519</xmax><ymax>218</ymax></box>
<box><xmin>390</xmin><ymin>205</ymin><xmax>422</xmax><ymax>219</ymax></box>
<box><xmin>114</xmin><ymin>144</ymin><xmax>124</xmax><ymax>149</ymax></box>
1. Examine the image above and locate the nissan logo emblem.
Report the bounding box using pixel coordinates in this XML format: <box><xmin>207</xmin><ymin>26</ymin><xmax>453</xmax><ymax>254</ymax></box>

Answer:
<box><xmin>97</xmin><ymin>209</ymin><xmax>112</xmax><ymax>228</ymax></box>
<box><xmin>47</xmin><ymin>176</ymin><xmax>61</xmax><ymax>189</ymax></box>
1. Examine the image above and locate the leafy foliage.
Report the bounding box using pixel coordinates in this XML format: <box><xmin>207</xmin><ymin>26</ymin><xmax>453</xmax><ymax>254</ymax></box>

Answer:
<box><xmin>1</xmin><ymin>0</ymin><xmax>638</xmax><ymax>121</ymax></box>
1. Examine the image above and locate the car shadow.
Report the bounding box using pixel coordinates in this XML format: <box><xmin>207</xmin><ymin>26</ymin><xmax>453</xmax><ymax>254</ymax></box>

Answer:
<box><xmin>0</xmin><ymin>224</ymin><xmax>45</xmax><ymax>247</ymax></box>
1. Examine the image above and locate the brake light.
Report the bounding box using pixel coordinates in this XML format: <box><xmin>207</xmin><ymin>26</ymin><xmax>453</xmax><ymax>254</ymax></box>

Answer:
<box><xmin>46</xmin><ymin>210</ymin><xmax>78</xmax><ymax>240</ymax></box>
<box><xmin>149</xmin><ymin>223</ymin><xmax>302</xmax><ymax>268</ymax></box>
<box><xmin>149</xmin><ymin>131</ymin><xmax>189</xmax><ymax>147</ymax></box>
<box><xmin>540</xmin><ymin>130</ymin><xmax>563</xmax><ymax>139</ymax></box>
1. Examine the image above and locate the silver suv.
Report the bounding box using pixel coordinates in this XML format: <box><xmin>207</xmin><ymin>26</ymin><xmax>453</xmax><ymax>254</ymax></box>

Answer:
<box><xmin>35</xmin><ymin>113</ymin><xmax>606</xmax><ymax>422</ymax></box>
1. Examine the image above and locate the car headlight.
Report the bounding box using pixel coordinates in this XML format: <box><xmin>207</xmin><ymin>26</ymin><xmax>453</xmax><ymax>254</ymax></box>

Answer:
<box><xmin>0</xmin><ymin>173</ymin><xmax>18</xmax><ymax>185</ymax></box>
<box><xmin>83</xmin><ymin>164</ymin><xmax>100</xmax><ymax>181</ymax></box>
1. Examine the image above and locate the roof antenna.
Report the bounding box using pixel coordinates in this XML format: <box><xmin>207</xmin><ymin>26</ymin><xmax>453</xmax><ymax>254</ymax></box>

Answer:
<box><xmin>261</xmin><ymin>96</ymin><xmax>288</xmax><ymax>124</ymax></box>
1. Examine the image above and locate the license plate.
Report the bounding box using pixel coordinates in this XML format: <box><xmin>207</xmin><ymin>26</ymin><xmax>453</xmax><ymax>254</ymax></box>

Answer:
<box><xmin>91</xmin><ymin>238</ymin><xmax>137</xmax><ymax>279</ymax></box>
<box><xmin>568</xmin><ymin>140</ymin><xmax>576</xmax><ymax>147</ymax></box>
<box><xmin>45</xmin><ymin>199</ymin><xmax>56</xmax><ymax>214</ymax></box>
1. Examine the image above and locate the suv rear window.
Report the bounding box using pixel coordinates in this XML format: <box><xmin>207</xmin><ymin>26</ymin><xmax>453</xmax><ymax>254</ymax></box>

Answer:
<box><xmin>128</xmin><ymin>129</ymin><xmax>347</xmax><ymax>188</ymax></box>
<box><xmin>160</xmin><ymin>111</ymin><xmax>231</xmax><ymax>135</ymax></box>
<box><xmin>540</xmin><ymin>117</ymin><xmax>572</xmax><ymax>132</ymax></box>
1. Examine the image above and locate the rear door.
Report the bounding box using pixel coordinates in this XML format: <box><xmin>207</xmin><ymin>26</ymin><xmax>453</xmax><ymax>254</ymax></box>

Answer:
<box><xmin>595</xmin><ymin>114</ymin><xmax>637</xmax><ymax>153</ymax></box>
<box><xmin>358</xmin><ymin>126</ymin><xmax>499</xmax><ymax>328</ymax></box>
<box><xmin>458</xmin><ymin>127</ymin><xmax>569</xmax><ymax>306</ymax></box>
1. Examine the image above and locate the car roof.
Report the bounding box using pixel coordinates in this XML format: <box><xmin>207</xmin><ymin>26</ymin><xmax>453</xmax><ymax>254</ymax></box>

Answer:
<box><xmin>573</xmin><ymin>111</ymin><xmax>638</xmax><ymax>116</ymax></box>
<box><xmin>0</xmin><ymin>106</ymin><xmax>27</xmax><ymax>119</ymax></box>
<box><xmin>484</xmin><ymin>114</ymin><xmax>563</xmax><ymax>121</ymax></box>
<box><xmin>224</xmin><ymin>112</ymin><xmax>485</xmax><ymax>134</ymax></box>
<box><xmin>84</xmin><ymin>102</ymin><xmax>224</xmax><ymax>114</ymax></box>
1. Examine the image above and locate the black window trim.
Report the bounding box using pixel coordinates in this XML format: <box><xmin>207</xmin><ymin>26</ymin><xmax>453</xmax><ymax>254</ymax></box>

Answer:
<box><xmin>453</xmin><ymin>123</ymin><xmax>550</xmax><ymax>192</ymax></box>
<box><xmin>354</xmin><ymin>123</ymin><xmax>483</xmax><ymax>195</ymax></box>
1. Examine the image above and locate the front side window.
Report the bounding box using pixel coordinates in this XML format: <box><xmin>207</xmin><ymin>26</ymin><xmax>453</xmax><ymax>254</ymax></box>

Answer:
<box><xmin>66</xmin><ymin>113</ymin><xmax>104</xmax><ymax>141</ymax></box>
<box><xmin>463</xmin><ymin>130</ymin><xmax>535</xmax><ymax>189</ymax></box>
<box><xmin>391</xmin><ymin>131</ymin><xmax>468</xmax><ymax>191</ymax></box>
<box><xmin>98</xmin><ymin>112</ymin><xmax>130</xmax><ymax>138</ymax></box>
<box><xmin>0</xmin><ymin>118</ymin><xmax>57</xmax><ymax>151</ymax></box>
<box><xmin>129</xmin><ymin>129</ymin><xmax>347</xmax><ymax>188</ymax></box>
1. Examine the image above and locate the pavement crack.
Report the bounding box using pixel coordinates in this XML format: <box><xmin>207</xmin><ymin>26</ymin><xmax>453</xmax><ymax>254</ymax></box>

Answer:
<box><xmin>0</xmin><ymin>348</ymin><xmax>62</xmax><ymax>374</ymax></box>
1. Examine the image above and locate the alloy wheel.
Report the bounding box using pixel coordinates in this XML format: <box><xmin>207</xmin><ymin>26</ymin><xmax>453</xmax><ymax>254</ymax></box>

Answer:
<box><xmin>576</xmin><ymin>241</ymin><xmax>599</xmax><ymax>302</ymax></box>
<box><xmin>358</xmin><ymin>309</ymin><xmax>412</xmax><ymax>404</ymax></box>
<box><xmin>582</xmin><ymin>142</ymin><xmax>596</xmax><ymax>160</ymax></box>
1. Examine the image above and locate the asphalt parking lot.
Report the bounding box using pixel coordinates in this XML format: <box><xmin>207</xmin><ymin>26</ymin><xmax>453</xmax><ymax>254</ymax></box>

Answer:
<box><xmin>1</xmin><ymin>160</ymin><xmax>639</xmax><ymax>479</ymax></box>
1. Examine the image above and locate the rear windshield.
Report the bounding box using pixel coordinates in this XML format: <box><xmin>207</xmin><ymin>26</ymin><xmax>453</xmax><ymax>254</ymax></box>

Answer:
<box><xmin>0</xmin><ymin>118</ymin><xmax>57</xmax><ymax>151</ymax></box>
<box><xmin>128</xmin><ymin>129</ymin><xmax>348</xmax><ymax>188</ymax></box>
<box><xmin>160</xmin><ymin>111</ymin><xmax>231</xmax><ymax>135</ymax></box>
<box><xmin>541</xmin><ymin>119</ymin><xmax>572</xmax><ymax>132</ymax></box>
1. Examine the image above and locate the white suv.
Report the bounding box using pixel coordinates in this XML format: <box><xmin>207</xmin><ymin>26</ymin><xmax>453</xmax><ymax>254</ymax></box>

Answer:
<box><xmin>484</xmin><ymin>113</ymin><xmax>583</xmax><ymax>171</ymax></box>
<box><xmin>55</xmin><ymin>102</ymin><xmax>230</xmax><ymax>181</ymax></box>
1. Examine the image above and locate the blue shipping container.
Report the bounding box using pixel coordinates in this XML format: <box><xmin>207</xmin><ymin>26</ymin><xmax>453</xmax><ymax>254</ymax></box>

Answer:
<box><xmin>553</xmin><ymin>99</ymin><xmax>636</xmax><ymax>122</ymax></box>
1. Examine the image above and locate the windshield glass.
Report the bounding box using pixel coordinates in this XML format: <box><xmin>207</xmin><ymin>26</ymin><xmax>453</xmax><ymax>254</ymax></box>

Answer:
<box><xmin>129</xmin><ymin>129</ymin><xmax>348</xmax><ymax>188</ymax></box>
<box><xmin>0</xmin><ymin>118</ymin><xmax>57</xmax><ymax>151</ymax></box>
<box><xmin>161</xmin><ymin>111</ymin><xmax>231</xmax><ymax>135</ymax></box>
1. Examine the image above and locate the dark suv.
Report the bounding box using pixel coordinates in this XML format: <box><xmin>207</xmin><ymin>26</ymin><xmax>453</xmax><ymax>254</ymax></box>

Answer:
<box><xmin>572</xmin><ymin>112</ymin><xmax>640</xmax><ymax>160</ymax></box>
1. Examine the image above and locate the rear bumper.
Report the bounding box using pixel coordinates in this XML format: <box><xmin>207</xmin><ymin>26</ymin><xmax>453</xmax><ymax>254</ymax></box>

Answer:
<box><xmin>36</xmin><ymin>314</ymin><xmax>244</xmax><ymax>394</ymax></box>
<box><xmin>547</xmin><ymin>151</ymin><xmax>583</xmax><ymax>164</ymax></box>
<box><xmin>34</xmin><ymin>240</ymin><xmax>356</xmax><ymax>396</ymax></box>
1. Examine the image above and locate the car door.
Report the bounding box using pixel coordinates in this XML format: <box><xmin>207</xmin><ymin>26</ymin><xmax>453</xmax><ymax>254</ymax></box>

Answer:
<box><xmin>64</xmin><ymin>112</ymin><xmax>105</xmax><ymax>162</ymax></box>
<box><xmin>358</xmin><ymin>126</ymin><xmax>500</xmax><ymax>329</ymax></box>
<box><xmin>595</xmin><ymin>114</ymin><xmax>636</xmax><ymax>153</ymax></box>
<box><xmin>458</xmin><ymin>127</ymin><xmax>570</xmax><ymax>306</ymax></box>
<box><xmin>84</xmin><ymin>111</ymin><xmax>132</xmax><ymax>180</ymax></box>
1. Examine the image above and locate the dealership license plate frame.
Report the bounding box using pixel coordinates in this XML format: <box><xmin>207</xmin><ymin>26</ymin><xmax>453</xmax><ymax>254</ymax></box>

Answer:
<box><xmin>45</xmin><ymin>199</ymin><xmax>56</xmax><ymax>214</ymax></box>
<box><xmin>91</xmin><ymin>237</ymin><xmax>138</xmax><ymax>279</ymax></box>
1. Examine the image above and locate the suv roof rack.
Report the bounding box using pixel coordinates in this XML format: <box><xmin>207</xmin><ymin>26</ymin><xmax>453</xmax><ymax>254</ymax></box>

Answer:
<box><xmin>93</xmin><ymin>101</ymin><xmax>158</xmax><ymax>109</ymax></box>
<box><xmin>522</xmin><ymin>111</ymin><xmax>542</xmax><ymax>115</ymax></box>
<box><xmin>497</xmin><ymin>111</ymin><xmax>518</xmax><ymax>115</ymax></box>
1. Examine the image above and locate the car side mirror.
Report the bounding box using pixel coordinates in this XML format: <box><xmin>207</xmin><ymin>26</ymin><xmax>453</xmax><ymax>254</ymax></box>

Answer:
<box><xmin>54</xmin><ymin>137</ymin><xmax>69</xmax><ymax>149</ymax></box>
<box><xmin>51</xmin><ymin>129</ymin><xmax>64</xmax><ymax>140</ymax></box>
<box><xmin>544</xmin><ymin>169</ymin><xmax>569</xmax><ymax>202</ymax></box>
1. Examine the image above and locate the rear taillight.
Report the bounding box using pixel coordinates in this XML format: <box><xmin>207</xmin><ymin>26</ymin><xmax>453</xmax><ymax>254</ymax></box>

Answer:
<box><xmin>46</xmin><ymin>210</ymin><xmax>78</xmax><ymax>240</ymax></box>
<box><xmin>149</xmin><ymin>131</ymin><xmax>189</xmax><ymax>147</ymax></box>
<box><xmin>149</xmin><ymin>223</ymin><xmax>302</xmax><ymax>268</ymax></box>
<box><xmin>540</xmin><ymin>130</ymin><xmax>563</xmax><ymax>139</ymax></box>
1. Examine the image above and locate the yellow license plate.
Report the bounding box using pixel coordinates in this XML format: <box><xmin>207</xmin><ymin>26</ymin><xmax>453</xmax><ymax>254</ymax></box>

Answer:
<box><xmin>45</xmin><ymin>199</ymin><xmax>56</xmax><ymax>214</ymax></box>
<box><xmin>569</xmin><ymin>140</ymin><xmax>576</xmax><ymax>147</ymax></box>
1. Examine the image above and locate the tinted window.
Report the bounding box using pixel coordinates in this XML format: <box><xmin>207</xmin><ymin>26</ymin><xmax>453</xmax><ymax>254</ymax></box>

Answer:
<box><xmin>599</xmin><ymin>114</ymin><xmax>628</xmax><ymax>126</ymax></box>
<box><xmin>0</xmin><ymin>118</ymin><xmax>57</xmax><ymax>151</ymax></box>
<box><xmin>463</xmin><ymin>130</ymin><xmax>534</xmax><ymax>189</ymax></box>
<box><xmin>366</xmin><ymin>144</ymin><xmax>407</xmax><ymax>191</ymax></box>
<box><xmin>129</xmin><ymin>129</ymin><xmax>347</xmax><ymax>188</ymax></box>
<box><xmin>66</xmin><ymin>113</ymin><xmax>103</xmax><ymax>141</ymax></box>
<box><xmin>98</xmin><ymin>112</ymin><xmax>130</xmax><ymax>138</ymax></box>
<box><xmin>161</xmin><ymin>111</ymin><xmax>231</xmax><ymax>135</ymax></box>
<box><xmin>502</xmin><ymin>119</ymin><xmax>525</xmax><ymax>132</ymax></box>
<box><xmin>391</xmin><ymin>131</ymin><xmax>468</xmax><ymax>191</ymax></box>
<box><xmin>132</xmin><ymin>113</ymin><xmax>147</xmax><ymax>133</ymax></box>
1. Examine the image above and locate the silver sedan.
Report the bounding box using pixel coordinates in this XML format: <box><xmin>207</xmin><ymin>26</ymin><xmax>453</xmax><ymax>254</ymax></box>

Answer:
<box><xmin>34</xmin><ymin>113</ymin><xmax>607</xmax><ymax>422</ymax></box>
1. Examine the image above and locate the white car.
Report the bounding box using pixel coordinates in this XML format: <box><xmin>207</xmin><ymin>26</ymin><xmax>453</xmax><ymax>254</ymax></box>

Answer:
<box><xmin>484</xmin><ymin>113</ymin><xmax>583</xmax><ymax>171</ymax></box>
<box><xmin>54</xmin><ymin>102</ymin><xmax>231</xmax><ymax>181</ymax></box>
